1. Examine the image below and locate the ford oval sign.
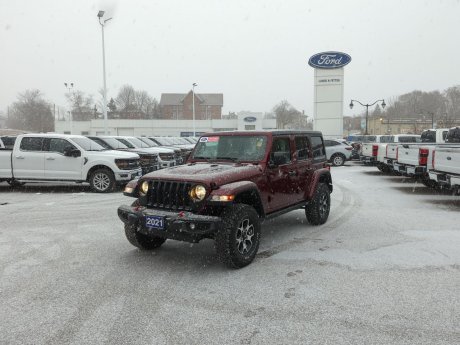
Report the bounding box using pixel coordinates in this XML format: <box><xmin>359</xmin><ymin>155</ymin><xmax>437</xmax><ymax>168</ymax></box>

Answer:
<box><xmin>244</xmin><ymin>116</ymin><xmax>257</xmax><ymax>122</ymax></box>
<box><xmin>308</xmin><ymin>51</ymin><xmax>351</xmax><ymax>69</ymax></box>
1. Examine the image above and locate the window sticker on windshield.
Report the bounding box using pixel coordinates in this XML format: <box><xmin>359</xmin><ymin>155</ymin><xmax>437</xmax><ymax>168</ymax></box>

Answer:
<box><xmin>200</xmin><ymin>137</ymin><xmax>219</xmax><ymax>143</ymax></box>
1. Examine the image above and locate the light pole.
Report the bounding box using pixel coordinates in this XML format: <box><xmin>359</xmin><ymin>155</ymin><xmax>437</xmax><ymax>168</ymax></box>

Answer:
<box><xmin>97</xmin><ymin>10</ymin><xmax>112</xmax><ymax>135</ymax></box>
<box><xmin>192</xmin><ymin>82</ymin><xmax>197</xmax><ymax>136</ymax></box>
<box><xmin>64</xmin><ymin>82</ymin><xmax>74</xmax><ymax>134</ymax></box>
<box><xmin>349</xmin><ymin>99</ymin><xmax>386</xmax><ymax>135</ymax></box>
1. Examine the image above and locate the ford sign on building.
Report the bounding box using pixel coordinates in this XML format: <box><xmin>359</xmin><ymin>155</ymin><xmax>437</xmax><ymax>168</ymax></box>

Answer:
<box><xmin>309</xmin><ymin>51</ymin><xmax>351</xmax><ymax>139</ymax></box>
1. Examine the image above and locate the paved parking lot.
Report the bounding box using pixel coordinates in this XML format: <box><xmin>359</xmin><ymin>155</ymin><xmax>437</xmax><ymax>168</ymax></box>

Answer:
<box><xmin>1</xmin><ymin>163</ymin><xmax>459</xmax><ymax>345</ymax></box>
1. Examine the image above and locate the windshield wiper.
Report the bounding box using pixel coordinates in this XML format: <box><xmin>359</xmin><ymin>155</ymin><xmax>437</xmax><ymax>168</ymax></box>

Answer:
<box><xmin>215</xmin><ymin>156</ymin><xmax>239</xmax><ymax>161</ymax></box>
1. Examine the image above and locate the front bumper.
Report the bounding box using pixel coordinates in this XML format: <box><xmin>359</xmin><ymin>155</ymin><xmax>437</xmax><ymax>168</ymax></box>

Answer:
<box><xmin>117</xmin><ymin>204</ymin><xmax>222</xmax><ymax>243</ymax></box>
<box><xmin>115</xmin><ymin>168</ymin><xmax>143</xmax><ymax>182</ymax></box>
<box><xmin>158</xmin><ymin>160</ymin><xmax>176</xmax><ymax>169</ymax></box>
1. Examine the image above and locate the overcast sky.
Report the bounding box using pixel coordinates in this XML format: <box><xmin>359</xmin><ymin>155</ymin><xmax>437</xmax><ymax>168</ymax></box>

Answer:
<box><xmin>0</xmin><ymin>0</ymin><xmax>459</xmax><ymax>117</ymax></box>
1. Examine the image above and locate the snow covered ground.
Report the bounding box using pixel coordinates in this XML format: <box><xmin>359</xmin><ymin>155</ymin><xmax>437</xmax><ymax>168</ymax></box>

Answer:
<box><xmin>0</xmin><ymin>163</ymin><xmax>459</xmax><ymax>345</ymax></box>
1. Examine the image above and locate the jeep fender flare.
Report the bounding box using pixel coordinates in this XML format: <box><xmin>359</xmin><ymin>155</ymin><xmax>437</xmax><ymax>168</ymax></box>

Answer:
<box><xmin>306</xmin><ymin>169</ymin><xmax>333</xmax><ymax>200</ymax></box>
<box><xmin>209</xmin><ymin>181</ymin><xmax>265</xmax><ymax>217</ymax></box>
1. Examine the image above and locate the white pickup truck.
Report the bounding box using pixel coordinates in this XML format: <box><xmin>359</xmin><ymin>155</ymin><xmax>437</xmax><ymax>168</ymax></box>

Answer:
<box><xmin>428</xmin><ymin>127</ymin><xmax>460</xmax><ymax>192</ymax></box>
<box><xmin>0</xmin><ymin>133</ymin><xmax>142</xmax><ymax>192</ymax></box>
<box><xmin>392</xmin><ymin>129</ymin><xmax>449</xmax><ymax>179</ymax></box>
<box><xmin>360</xmin><ymin>135</ymin><xmax>393</xmax><ymax>165</ymax></box>
<box><xmin>375</xmin><ymin>135</ymin><xmax>421</xmax><ymax>173</ymax></box>
<box><xmin>381</xmin><ymin>129</ymin><xmax>448</xmax><ymax>174</ymax></box>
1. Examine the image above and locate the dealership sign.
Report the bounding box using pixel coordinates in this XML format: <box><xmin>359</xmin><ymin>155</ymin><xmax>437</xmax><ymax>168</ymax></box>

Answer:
<box><xmin>308</xmin><ymin>51</ymin><xmax>351</xmax><ymax>69</ymax></box>
<box><xmin>244</xmin><ymin>116</ymin><xmax>257</xmax><ymax>122</ymax></box>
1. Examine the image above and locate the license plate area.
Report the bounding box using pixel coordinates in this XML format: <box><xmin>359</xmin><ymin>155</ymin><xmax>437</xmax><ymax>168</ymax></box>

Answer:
<box><xmin>145</xmin><ymin>215</ymin><xmax>165</xmax><ymax>230</ymax></box>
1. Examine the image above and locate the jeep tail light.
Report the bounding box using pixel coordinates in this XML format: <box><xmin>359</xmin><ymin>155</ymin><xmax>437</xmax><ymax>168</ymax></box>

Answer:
<box><xmin>419</xmin><ymin>148</ymin><xmax>429</xmax><ymax>166</ymax></box>
<box><xmin>432</xmin><ymin>150</ymin><xmax>435</xmax><ymax>170</ymax></box>
<box><xmin>372</xmin><ymin>145</ymin><xmax>378</xmax><ymax>157</ymax></box>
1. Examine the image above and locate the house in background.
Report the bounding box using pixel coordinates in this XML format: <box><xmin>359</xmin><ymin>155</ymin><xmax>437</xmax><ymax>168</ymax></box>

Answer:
<box><xmin>160</xmin><ymin>91</ymin><xmax>223</xmax><ymax>120</ymax></box>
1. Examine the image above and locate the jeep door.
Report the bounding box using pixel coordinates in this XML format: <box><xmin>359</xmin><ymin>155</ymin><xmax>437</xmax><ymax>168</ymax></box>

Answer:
<box><xmin>292</xmin><ymin>135</ymin><xmax>314</xmax><ymax>203</ymax></box>
<box><xmin>266</xmin><ymin>136</ymin><xmax>298</xmax><ymax>211</ymax></box>
<box><xmin>43</xmin><ymin>138</ymin><xmax>83</xmax><ymax>180</ymax></box>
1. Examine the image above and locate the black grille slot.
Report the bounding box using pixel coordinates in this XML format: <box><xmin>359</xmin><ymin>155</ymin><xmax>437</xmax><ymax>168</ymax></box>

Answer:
<box><xmin>148</xmin><ymin>180</ymin><xmax>192</xmax><ymax>210</ymax></box>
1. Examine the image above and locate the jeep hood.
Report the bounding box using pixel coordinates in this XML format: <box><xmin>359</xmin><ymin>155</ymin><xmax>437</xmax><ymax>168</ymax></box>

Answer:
<box><xmin>144</xmin><ymin>162</ymin><xmax>263</xmax><ymax>186</ymax></box>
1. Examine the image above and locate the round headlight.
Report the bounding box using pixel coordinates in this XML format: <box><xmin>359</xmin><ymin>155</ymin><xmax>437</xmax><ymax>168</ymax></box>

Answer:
<box><xmin>140</xmin><ymin>181</ymin><xmax>149</xmax><ymax>195</ymax></box>
<box><xmin>190</xmin><ymin>184</ymin><xmax>207</xmax><ymax>201</ymax></box>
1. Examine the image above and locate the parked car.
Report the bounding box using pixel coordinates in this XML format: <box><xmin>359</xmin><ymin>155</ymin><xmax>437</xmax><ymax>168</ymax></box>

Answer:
<box><xmin>324</xmin><ymin>139</ymin><xmax>353</xmax><ymax>166</ymax></box>
<box><xmin>118</xmin><ymin>130</ymin><xmax>332</xmax><ymax>268</ymax></box>
<box><xmin>136</xmin><ymin>137</ymin><xmax>184</xmax><ymax>165</ymax></box>
<box><xmin>87</xmin><ymin>136</ymin><xmax>160</xmax><ymax>174</ymax></box>
<box><xmin>0</xmin><ymin>134</ymin><xmax>141</xmax><ymax>192</ymax></box>
<box><xmin>113</xmin><ymin>136</ymin><xmax>176</xmax><ymax>169</ymax></box>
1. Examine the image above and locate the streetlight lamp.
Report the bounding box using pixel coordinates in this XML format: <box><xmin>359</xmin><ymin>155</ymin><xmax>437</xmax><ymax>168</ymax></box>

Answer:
<box><xmin>97</xmin><ymin>10</ymin><xmax>112</xmax><ymax>135</ymax></box>
<box><xmin>64</xmin><ymin>82</ymin><xmax>74</xmax><ymax>134</ymax></box>
<box><xmin>349</xmin><ymin>99</ymin><xmax>386</xmax><ymax>135</ymax></box>
<box><xmin>192</xmin><ymin>82</ymin><xmax>197</xmax><ymax>136</ymax></box>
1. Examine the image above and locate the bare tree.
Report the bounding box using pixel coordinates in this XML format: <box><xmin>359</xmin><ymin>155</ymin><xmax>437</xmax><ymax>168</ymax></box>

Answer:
<box><xmin>273</xmin><ymin>100</ymin><xmax>302</xmax><ymax>129</ymax></box>
<box><xmin>65</xmin><ymin>90</ymin><xmax>94</xmax><ymax>121</ymax></box>
<box><xmin>6</xmin><ymin>89</ymin><xmax>54</xmax><ymax>132</ymax></box>
<box><xmin>116</xmin><ymin>84</ymin><xmax>136</xmax><ymax>113</ymax></box>
<box><xmin>443</xmin><ymin>86</ymin><xmax>460</xmax><ymax>127</ymax></box>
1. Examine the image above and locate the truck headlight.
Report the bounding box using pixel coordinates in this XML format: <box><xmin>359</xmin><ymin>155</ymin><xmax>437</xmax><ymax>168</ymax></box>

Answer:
<box><xmin>140</xmin><ymin>181</ymin><xmax>149</xmax><ymax>196</ymax></box>
<box><xmin>189</xmin><ymin>184</ymin><xmax>206</xmax><ymax>201</ymax></box>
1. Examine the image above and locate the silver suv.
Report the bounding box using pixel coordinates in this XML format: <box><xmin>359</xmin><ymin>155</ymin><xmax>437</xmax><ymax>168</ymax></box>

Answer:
<box><xmin>324</xmin><ymin>139</ymin><xmax>353</xmax><ymax>166</ymax></box>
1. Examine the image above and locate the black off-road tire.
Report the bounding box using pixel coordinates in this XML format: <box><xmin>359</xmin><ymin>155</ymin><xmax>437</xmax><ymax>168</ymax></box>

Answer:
<box><xmin>305</xmin><ymin>183</ymin><xmax>331</xmax><ymax>225</ymax></box>
<box><xmin>215</xmin><ymin>204</ymin><xmax>261</xmax><ymax>269</ymax></box>
<box><xmin>124</xmin><ymin>200</ymin><xmax>166</xmax><ymax>250</ymax></box>
<box><xmin>89</xmin><ymin>168</ymin><xmax>115</xmax><ymax>193</ymax></box>
<box><xmin>331</xmin><ymin>153</ymin><xmax>346</xmax><ymax>166</ymax></box>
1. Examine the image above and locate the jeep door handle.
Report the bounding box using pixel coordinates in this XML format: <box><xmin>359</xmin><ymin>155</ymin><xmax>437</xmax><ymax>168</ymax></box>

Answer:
<box><xmin>288</xmin><ymin>170</ymin><xmax>297</xmax><ymax>176</ymax></box>
<box><xmin>15</xmin><ymin>156</ymin><xmax>24</xmax><ymax>159</ymax></box>
<box><xmin>46</xmin><ymin>157</ymin><xmax>55</xmax><ymax>160</ymax></box>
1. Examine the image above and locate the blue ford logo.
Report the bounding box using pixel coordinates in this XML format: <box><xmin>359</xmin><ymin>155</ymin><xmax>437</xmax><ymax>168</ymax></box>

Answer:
<box><xmin>308</xmin><ymin>51</ymin><xmax>351</xmax><ymax>69</ymax></box>
<box><xmin>244</xmin><ymin>116</ymin><xmax>257</xmax><ymax>122</ymax></box>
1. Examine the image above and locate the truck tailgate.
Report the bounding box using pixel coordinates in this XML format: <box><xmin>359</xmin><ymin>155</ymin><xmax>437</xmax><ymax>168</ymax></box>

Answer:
<box><xmin>397</xmin><ymin>144</ymin><xmax>422</xmax><ymax>165</ymax></box>
<box><xmin>433</xmin><ymin>146</ymin><xmax>460</xmax><ymax>175</ymax></box>
<box><xmin>0</xmin><ymin>151</ymin><xmax>13</xmax><ymax>179</ymax></box>
<box><xmin>361</xmin><ymin>143</ymin><xmax>374</xmax><ymax>157</ymax></box>
<box><xmin>386</xmin><ymin>143</ymin><xmax>398</xmax><ymax>159</ymax></box>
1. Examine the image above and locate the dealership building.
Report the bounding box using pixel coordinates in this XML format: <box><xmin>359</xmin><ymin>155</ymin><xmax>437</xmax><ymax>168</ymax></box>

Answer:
<box><xmin>54</xmin><ymin>111</ymin><xmax>276</xmax><ymax>137</ymax></box>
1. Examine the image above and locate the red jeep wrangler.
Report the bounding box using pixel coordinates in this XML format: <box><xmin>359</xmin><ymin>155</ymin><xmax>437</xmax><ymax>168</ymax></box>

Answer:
<box><xmin>118</xmin><ymin>130</ymin><xmax>332</xmax><ymax>268</ymax></box>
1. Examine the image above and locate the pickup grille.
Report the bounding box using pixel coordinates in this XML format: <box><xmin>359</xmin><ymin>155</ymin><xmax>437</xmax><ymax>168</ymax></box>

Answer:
<box><xmin>139</xmin><ymin>154</ymin><xmax>158</xmax><ymax>166</ymax></box>
<box><xmin>147</xmin><ymin>180</ymin><xmax>193</xmax><ymax>210</ymax></box>
<box><xmin>159</xmin><ymin>153</ymin><xmax>174</xmax><ymax>161</ymax></box>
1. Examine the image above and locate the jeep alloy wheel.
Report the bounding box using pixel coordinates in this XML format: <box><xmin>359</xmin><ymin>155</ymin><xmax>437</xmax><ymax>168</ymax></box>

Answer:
<box><xmin>236</xmin><ymin>218</ymin><xmax>255</xmax><ymax>255</ymax></box>
<box><xmin>215</xmin><ymin>204</ymin><xmax>261</xmax><ymax>268</ymax></box>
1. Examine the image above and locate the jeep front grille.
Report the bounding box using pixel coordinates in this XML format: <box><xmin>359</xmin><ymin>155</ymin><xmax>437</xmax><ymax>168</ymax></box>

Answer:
<box><xmin>147</xmin><ymin>180</ymin><xmax>192</xmax><ymax>210</ymax></box>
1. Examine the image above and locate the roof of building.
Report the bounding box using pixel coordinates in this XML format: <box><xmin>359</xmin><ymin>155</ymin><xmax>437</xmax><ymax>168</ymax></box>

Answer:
<box><xmin>160</xmin><ymin>91</ymin><xmax>223</xmax><ymax>106</ymax></box>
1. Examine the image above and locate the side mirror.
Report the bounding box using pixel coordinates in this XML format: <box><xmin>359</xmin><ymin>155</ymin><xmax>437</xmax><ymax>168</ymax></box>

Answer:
<box><xmin>64</xmin><ymin>147</ymin><xmax>81</xmax><ymax>157</ymax></box>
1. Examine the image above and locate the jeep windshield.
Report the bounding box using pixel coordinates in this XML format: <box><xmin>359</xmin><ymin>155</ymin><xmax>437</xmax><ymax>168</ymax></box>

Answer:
<box><xmin>191</xmin><ymin>135</ymin><xmax>268</xmax><ymax>162</ymax></box>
